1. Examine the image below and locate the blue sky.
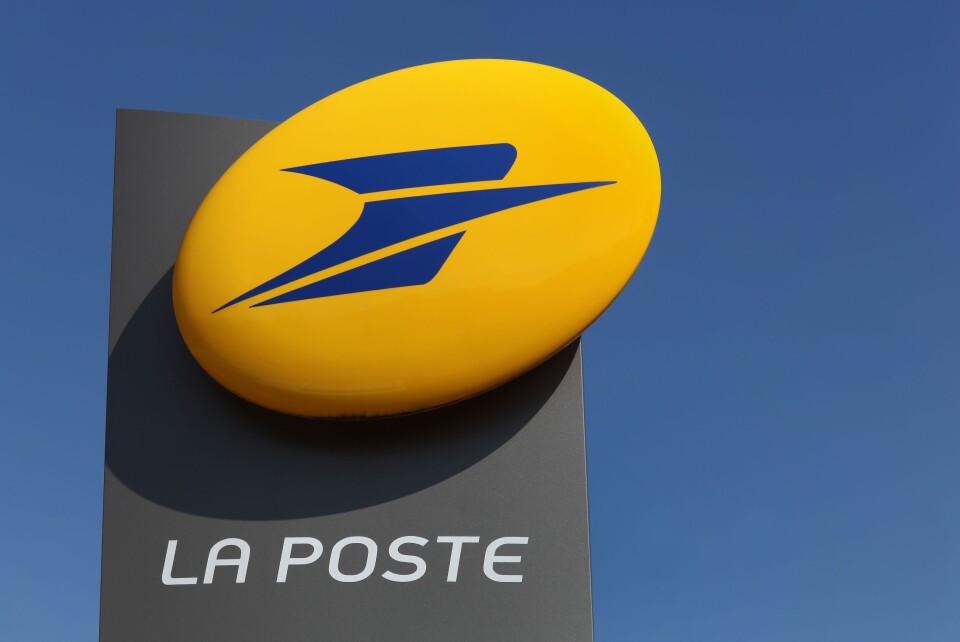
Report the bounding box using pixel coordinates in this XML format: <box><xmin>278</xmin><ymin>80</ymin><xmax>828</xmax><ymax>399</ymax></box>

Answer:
<box><xmin>1</xmin><ymin>1</ymin><xmax>957</xmax><ymax>639</ymax></box>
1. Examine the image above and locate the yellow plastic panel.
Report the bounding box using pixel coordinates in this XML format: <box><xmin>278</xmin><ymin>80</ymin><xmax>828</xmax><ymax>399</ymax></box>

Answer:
<box><xmin>173</xmin><ymin>59</ymin><xmax>660</xmax><ymax>418</ymax></box>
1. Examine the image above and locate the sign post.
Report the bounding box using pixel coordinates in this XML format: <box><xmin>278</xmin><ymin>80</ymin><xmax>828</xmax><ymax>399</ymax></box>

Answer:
<box><xmin>101</xmin><ymin>110</ymin><xmax>595</xmax><ymax>641</ymax></box>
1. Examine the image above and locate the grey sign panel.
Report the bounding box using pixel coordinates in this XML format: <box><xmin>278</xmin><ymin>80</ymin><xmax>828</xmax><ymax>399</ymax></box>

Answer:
<box><xmin>101</xmin><ymin>110</ymin><xmax>594</xmax><ymax>641</ymax></box>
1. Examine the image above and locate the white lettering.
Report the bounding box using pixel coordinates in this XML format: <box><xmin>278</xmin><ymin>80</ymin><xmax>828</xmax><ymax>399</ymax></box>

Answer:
<box><xmin>203</xmin><ymin>538</ymin><xmax>250</xmax><ymax>584</ymax></box>
<box><xmin>437</xmin><ymin>536</ymin><xmax>480</xmax><ymax>582</ymax></box>
<box><xmin>329</xmin><ymin>536</ymin><xmax>377</xmax><ymax>582</ymax></box>
<box><xmin>382</xmin><ymin>536</ymin><xmax>428</xmax><ymax>582</ymax></box>
<box><xmin>161</xmin><ymin>540</ymin><xmax>198</xmax><ymax>585</ymax></box>
<box><xmin>277</xmin><ymin>537</ymin><xmax>323</xmax><ymax>583</ymax></box>
<box><xmin>161</xmin><ymin>534</ymin><xmax>532</xmax><ymax>586</ymax></box>
<box><xmin>483</xmin><ymin>536</ymin><xmax>527</xmax><ymax>583</ymax></box>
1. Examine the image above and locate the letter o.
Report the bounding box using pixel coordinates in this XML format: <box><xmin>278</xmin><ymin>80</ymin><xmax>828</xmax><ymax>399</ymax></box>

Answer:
<box><xmin>328</xmin><ymin>536</ymin><xmax>378</xmax><ymax>582</ymax></box>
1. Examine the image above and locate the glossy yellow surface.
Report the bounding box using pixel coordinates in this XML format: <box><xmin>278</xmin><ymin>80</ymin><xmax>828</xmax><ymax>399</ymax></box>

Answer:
<box><xmin>173</xmin><ymin>59</ymin><xmax>660</xmax><ymax>418</ymax></box>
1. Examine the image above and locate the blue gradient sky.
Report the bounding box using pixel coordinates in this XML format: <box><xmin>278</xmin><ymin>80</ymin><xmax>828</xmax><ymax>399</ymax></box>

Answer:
<box><xmin>1</xmin><ymin>1</ymin><xmax>957</xmax><ymax>639</ymax></box>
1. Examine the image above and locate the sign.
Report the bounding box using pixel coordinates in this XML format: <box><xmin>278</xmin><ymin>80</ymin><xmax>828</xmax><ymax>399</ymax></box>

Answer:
<box><xmin>101</xmin><ymin>109</ymin><xmax>595</xmax><ymax>641</ymax></box>
<box><xmin>173</xmin><ymin>60</ymin><xmax>660</xmax><ymax>417</ymax></box>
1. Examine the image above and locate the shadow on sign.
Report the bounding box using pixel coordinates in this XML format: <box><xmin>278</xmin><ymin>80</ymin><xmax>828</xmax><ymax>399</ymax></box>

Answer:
<box><xmin>105</xmin><ymin>268</ymin><xmax>576</xmax><ymax>520</ymax></box>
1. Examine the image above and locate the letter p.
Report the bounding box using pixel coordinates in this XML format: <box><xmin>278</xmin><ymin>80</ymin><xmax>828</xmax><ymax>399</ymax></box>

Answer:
<box><xmin>277</xmin><ymin>537</ymin><xmax>323</xmax><ymax>583</ymax></box>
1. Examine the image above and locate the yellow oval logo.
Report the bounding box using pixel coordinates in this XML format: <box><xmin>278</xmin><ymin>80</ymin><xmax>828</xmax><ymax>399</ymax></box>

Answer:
<box><xmin>173</xmin><ymin>59</ymin><xmax>660</xmax><ymax>418</ymax></box>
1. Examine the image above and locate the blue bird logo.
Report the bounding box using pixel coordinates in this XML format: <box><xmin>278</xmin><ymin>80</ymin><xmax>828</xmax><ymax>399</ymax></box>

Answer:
<box><xmin>215</xmin><ymin>144</ymin><xmax>613</xmax><ymax>312</ymax></box>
